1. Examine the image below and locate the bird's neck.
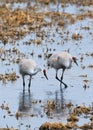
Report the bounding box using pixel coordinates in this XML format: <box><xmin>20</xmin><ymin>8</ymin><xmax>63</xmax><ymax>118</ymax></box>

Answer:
<box><xmin>32</xmin><ymin>67</ymin><xmax>41</xmax><ymax>75</ymax></box>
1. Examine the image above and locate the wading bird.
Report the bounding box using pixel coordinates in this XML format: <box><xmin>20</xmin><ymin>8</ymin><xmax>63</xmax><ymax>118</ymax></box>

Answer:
<box><xmin>47</xmin><ymin>51</ymin><xmax>78</xmax><ymax>89</ymax></box>
<box><xmin>19</xmin><ymin>59</ymin><xmax>48</xmax><ymax>91</ymax></box>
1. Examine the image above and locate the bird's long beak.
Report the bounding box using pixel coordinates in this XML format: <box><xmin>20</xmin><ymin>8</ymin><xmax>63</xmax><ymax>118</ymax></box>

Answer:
<box><xmin>72</xmin><ymin>56</ymin><xmax>78</xmax><ymax>66</ymax></box>
<box><xmin>74</xmin><ymin>60</ymin><xmax>78</xmax><ymax>66</ymax></box>
<box><xmin>43</xmin><ymin>69</ymin><xmax>48</xmax><ymax>80</ymax></box>
<box><xmin>44</xmin><ymin>73</ymin><xmax>48</xmax><ymax>80</ymax></box>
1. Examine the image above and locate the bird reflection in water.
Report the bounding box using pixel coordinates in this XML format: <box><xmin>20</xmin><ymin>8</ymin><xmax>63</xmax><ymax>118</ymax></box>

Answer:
<box><xmin>18</xmin><ymin>90</ymin><xmax>45</xmax><ymax>118</ymax></box>
<box><xmin>18</xmin><ymin>90</ymin><xmax>32</xmax><ymax>113</ymax></box>
<box><xmin>45</xmin><ymin>89</ymin><xmax>67</xmax><ymax>118</ymax></box>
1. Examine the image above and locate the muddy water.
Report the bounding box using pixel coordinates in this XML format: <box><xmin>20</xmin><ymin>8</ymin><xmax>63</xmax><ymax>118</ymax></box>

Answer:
<box><xmin>0</xmin><ymin>0</ymin><xmax>93</xmax><ymax>130</ymax></box>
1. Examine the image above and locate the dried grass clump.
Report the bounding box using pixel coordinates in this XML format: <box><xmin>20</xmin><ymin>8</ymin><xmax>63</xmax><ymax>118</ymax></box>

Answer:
<box><xmin>39</xmin><ymin>122</ymin><xmax>79</xmax><ymax>130</ymax></box>
<box><xmin>0</xmin><ymin>4</ymin><xmax>46</xmax><ymax>43</ymax></box>
<box><xmin>39</xmin><ymin>122</ymin><xmax>66</xmax><ymax>130</ymax></box>
<box><xmin>72</xmin><ymin>33</ymin><xmax>82</xmax><ymax>40</ymax></box>
<box><xmin>88</xmin><ymin>64</ymin><xmax>93</xmax><ymax>68</ymax></box>
<box><xmin>0</xmin><ymin>72</ymin><xmax>19</xmax><ymax>83</ymax></box>
<box><xmin>67</xmin><ymin>114</ymin><xmax>79</xmax><ymax>122</ymax></box>
<box><xmin>79</xmin><ymin>123</ymin><xmax>92</xmax><ymax>130</ymax></box>
<box><xmin>73</xmin><ymin>105</ymin><xmax>91</xmax><ymax>116</ymax></box>
<box><xmin>39</xmin><ymin>0</ymin><xmax>50</xmax><ymax>4</ymax></box>
<box><xmin>0</xmin><ymin>128</ymin><xmax>17</xmax><ymax>130</ymax></box>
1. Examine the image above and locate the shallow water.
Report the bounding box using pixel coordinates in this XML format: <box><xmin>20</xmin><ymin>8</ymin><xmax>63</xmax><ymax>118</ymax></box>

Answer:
<box><xmin>0</xmin><ymin>0</ymin><xmax>93</xmax><ymax>130</ymax></box>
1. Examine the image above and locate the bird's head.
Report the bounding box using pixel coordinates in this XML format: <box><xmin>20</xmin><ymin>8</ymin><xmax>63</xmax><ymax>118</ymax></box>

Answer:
<box><xmin>43</xmin><ymin>69</ymin><xmax>48</xmax><ymax>80</ymax></box>
<box><xmin>72</xmin><ymin>56</ymin><xmax>78</xmax><ymax>66</ymax></box>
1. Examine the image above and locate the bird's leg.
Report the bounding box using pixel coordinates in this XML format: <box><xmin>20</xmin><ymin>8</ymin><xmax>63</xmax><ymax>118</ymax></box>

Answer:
<box><xmin>60</xmin><ymin>69</ymin><xmax>68</xmax><ymax>89</ymax></box>
<box><xmin>60</xmin><ymin>69</ymin><xmax>65</xmax><ymax>87</ymax></box>
<box><xmin>22</xmin><ymin>75</ymin><xmax>25</xmax><ymax>91</ymax></box>
<box><xmin>55</xmin><ymin>70</ymin><xmax>68</xmax><ymax>89</ymax></box>
<box><xmin>56</xmin><ymin>70</ymin><xmax>62</xmax><ymax>88</ymax></box>
<box><xmin>28</xmin><ymin>76</ymin><xmax>32</xmax><ymax>91</ymax></box>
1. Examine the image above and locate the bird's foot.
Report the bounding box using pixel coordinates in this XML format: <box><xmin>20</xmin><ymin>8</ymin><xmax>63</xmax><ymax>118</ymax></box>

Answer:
<box><xmin>60</xmin><ymin>82</ymin><xmax>68</xmax><ymax>91</ymax></box>
<box><xmin>61</xmin><ymin>82</ymin><xmax>68</xmax><ymax>89</ymax></box>
<box><xmin>60</xmin><ymin>84</ymin><xmax>68</xmax><ymax>92</ymax></box>
<box><xmin>64</xmin><ymin>84</ymin><xmax>68</xmax><ymax>89</ymax></box>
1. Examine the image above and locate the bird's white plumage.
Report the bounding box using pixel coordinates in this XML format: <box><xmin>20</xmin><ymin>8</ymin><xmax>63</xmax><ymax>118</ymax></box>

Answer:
<box><xmin>19</xmin><ymin>59</ymin><xmax>37</xmax><ymax>76</ymax></box>
<box><xmin>47</xmin><ymin>51</ymin><xmax>77</xmax><ymax>88</ymax></box>
<box><xmin>19</xmin><ymin>58</ymin><xmax>48</xmax><ymax>91</ymax></box>
<box><xmin>47</xmin><ymin>52</ymin><xmax>72</xmax><ymax>70</ymax></box>
<box><xmin>19</xmin><ymin>58</ymin><xmax>40</xmax><ymax>90</ymax></box>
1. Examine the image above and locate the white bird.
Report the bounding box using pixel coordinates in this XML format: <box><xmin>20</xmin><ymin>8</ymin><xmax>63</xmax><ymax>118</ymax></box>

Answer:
<box><xmin>19</xmin><ymin>58</ymin><xmax>48</xmax><ymax>91</ymax></box>
<box><xmin>47</xmin><ymin>51</ymin><xmax>78</xmax><ymax>89</ymax></box>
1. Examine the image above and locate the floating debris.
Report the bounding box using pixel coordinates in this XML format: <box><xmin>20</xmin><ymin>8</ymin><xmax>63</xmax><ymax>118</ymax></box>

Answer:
<box><xmin>35</xmin><ymin>38</ymin><xmax>42</xmax><ymax>45</ymax></box>
<box><xmin>79</xmin><ymin>74</ymin><xmax>87</xmax><ymax>77</ymax></box>
<box><xmin>15</xmin><ymin>111</ymin><xmax>22</xmax><ymax>120</ymax></box>
<box><xmin>66</xmin><ymin>102</ymin><xmax>74</xmax><ymax>109</ymax></box>
<box><xmin>72</xmin><ymin>33</ymin><xmax>82</xmax><ymax>40</ymax></box>
<box><xmin>57</xmin><ymin>20</ymin><xmax>65</xmax><ymax>26</ymax></box>
<box><xmin>88</xmin><ymin>64</ymin><xmax>93</xmax><ymax>68</ymax></box>
<box><xmin>0</xmin><ymin>72</ymin><xmax>19</xmax><ymax>83</ymax></box>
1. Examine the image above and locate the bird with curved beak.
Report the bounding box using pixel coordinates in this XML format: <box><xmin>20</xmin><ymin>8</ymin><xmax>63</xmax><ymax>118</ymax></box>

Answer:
<box><xmin>47</xmin><ymin>51</ymin><xmax>78</xmax><ymax>89</ymax></box>
<box><xmin>19</xmin><ymin>59</ymin><xmax>48</xmax><ymax>91</ymax></box>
